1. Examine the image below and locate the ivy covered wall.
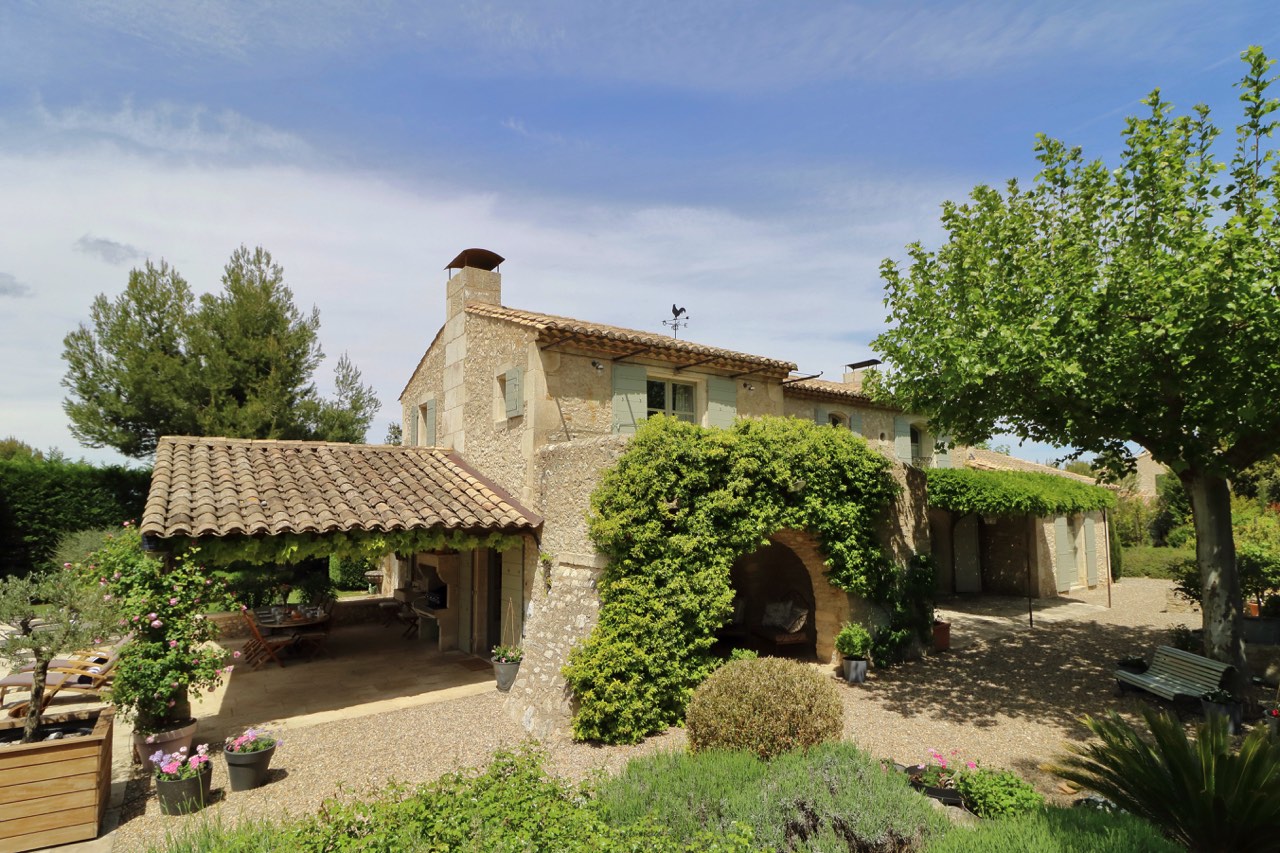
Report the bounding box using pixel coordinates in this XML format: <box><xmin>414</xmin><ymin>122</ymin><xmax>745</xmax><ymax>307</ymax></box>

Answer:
<box><xmin>562</xmin><ymin>415</ymin><xmax>906</xmax><ymax>744</ymax></box>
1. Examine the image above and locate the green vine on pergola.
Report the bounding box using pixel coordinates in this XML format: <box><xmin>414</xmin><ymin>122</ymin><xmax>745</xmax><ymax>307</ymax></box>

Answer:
<box><xmin>562</xmin><ymin>415</ymin><xmax>901</xmax><ymax>745</ymax></box>
<box><xmin>161</xmin><ymin>527</ymin><xmax>523</xmax><ymax>568</ymax></box>
<box><xmin>925</xmin><ymin>467</ymin><xmax>1115</xmax><ymax>517</ymax></box>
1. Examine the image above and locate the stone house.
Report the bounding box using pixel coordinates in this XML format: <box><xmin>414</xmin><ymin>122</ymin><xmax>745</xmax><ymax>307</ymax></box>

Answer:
<box><xmin>393</xmin><ymin>249</ymin><xmax>1112</xmax><ymax>735</ymax></box>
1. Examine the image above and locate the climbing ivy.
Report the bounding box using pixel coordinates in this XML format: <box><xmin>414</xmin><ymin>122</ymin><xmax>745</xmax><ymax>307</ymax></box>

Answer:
<box><xmin>926</xmin><ymin>468</ymin><xmax>1115</xmax><ymax>517</ymax></box>
<box><xmin>161</xmin><ymin>528</ymin><xmax>522</xmax><ymax>568</ymax></box>
<box><xmin>562</xmin><ymin>415</ymin><xmax>899</xmax><ymax>744</ymax></box>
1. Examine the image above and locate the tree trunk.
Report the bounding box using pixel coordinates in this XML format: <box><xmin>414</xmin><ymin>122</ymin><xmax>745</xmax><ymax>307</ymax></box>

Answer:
<box><xmin>22</xmin><ymin>658</ymin><xmax>49</xmax><ymax>744</ymax></box>
<box><xmin>1183</xmin><ymin>469</ymin><xmax>1248</xmax><ymax>691</ymax></box>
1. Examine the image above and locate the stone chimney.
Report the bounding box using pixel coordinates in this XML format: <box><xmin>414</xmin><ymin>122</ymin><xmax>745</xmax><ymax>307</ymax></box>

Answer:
<box><xmin>843</xmin><ymin>359</ymin><xmax>882</xmax><ymax>392</ymax></box>
<box><xmin>445</xmin><ymin>248</ymin><xmax>503</xmax><ymax>320</ymax></box>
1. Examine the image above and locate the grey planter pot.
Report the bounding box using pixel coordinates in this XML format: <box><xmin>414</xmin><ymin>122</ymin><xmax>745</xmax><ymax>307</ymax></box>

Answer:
<box><xmin>843</xmin><ymin>658</ymin><xmax>868</xmax><ymax>684</ymax></box>
<box><xmin>155</xmin><ymin>763</ymin><xmax>212</xmax><ymax>815</ymax></box>
<box><xmin>492</xmin><ymin>659</ymin><xmax>521</xmax><ymax>692</ymax></box>
<box><xmin>225</xmin><ymin>744</ymin><xmax>276</xmax><ymax>792</ymax></box>
<box><xmin>1200</xmin><ymin>699</ymin><xmax>1243</xmax><ymax>734</ymax></box>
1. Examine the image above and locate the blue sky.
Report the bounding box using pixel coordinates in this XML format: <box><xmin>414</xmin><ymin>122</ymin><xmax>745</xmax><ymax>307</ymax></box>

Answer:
<box><xmin>0</xmin><ymin>2</ymin><xmax>1274</xmax><ymax>467</ymax></box>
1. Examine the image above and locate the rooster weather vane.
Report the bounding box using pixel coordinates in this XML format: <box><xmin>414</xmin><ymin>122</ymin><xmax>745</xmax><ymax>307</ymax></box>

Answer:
<box><xmin>663</xmin><ymin>304</ymin><xmax>690</xmax><ymax>338</ymax></box>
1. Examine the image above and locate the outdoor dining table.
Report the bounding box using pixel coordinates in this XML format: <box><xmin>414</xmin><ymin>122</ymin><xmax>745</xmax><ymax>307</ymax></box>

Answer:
<box><xmin>253</xmin><ymin>609</ymin><xmax>330</xmax><ymax>636</ymax></box>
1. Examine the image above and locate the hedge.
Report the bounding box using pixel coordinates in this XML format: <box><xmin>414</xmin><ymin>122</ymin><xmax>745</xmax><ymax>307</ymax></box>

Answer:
<box><xmin>926</xmin><ymin>467</ymin><xmax>1115</xmax><ymax>517</ymax></box>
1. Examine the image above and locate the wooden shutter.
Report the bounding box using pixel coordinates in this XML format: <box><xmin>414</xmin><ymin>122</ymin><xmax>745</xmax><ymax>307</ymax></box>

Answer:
<box><xmin>611</xmin><ymin>363</ymin><xmax>647</xmax><ymax>434</ymax></box>
<box><xmin>848</xmin><ymin>412</ymin><xmax>863</xmax><ymax>436</ymax></box>
<box><xmin>894</xmin><ymin>416</ymin><xmax>912</xmax><ymax>462</ymax></box>
<box><xmin>1054</xmin><ymin>516</ymin><xmax>1076</xmax><ymax>591</ymax></box>
<box><xmin>706</xmin><ymin>376</ymin><xmax>737</xmax><ymax>429</ymax></box>
<box><xmin>1084</xmin><ymin>515</ymin><xmax>1098</xmax><ymax>585</ymax></box>
<box><xmin>424</xmin><ymin>399</ymin><xmax>437</xmax><ymax>446</ymax></box>
<box><xmin>815</xmin><ymin>405</ymin><xmax>830</xmax><ymax>425</ymax></box>
<box><xmin>504</xmin><ymin>368</ymin><xmax>523</xmax><ymax>418</ymax></box>
<box><xmin>934</xmin><ymin>434</ymin><xmax>952</xmax><ymax>468</ymax></box>
<box><xmin>407</xmin><ymin>406</ymin><xmax>418</xmax><ymax>446</ymax></box>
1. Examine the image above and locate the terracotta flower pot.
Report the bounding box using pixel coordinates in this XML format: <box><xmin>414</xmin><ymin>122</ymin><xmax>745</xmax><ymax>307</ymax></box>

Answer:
<box><xmin>133</xmin><ymin>719</ymin><xmax>197</xmax><ymax>766</ymax></box>
<box><xmin>932</xmin><ymin>621</ymin><xmax>951</xmax><ymax>653</ymax></box>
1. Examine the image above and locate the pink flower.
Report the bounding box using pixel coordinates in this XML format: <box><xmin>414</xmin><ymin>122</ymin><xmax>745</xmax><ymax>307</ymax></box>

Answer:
<box><xmin>148</xmin><ymin>612</ymin><xmax>158</xmax><ymax>620</ymax></box>
<box><xmin>150</xmin><ymin>619</ymin><xmax>162</xmax><ymax>628</ymax></box>
<box><xmin>113</xmin><ymin>572</ymin><xmax>121</xmax><ymax>580</ymax></box>
<box><xmin>966</xmin><ymin>761</ymin><xmax>977</xmax><ymax>770</ymax></box>
<box><xmin>103</xmin><ymin>594</ymin><xmax>112</xmax><ymax>601</ymax></box>
<box><xmin>232</xmin><ymin>651</ymin><xmax>242</xmax><ymax>659</ymax></box>
<box><xmin>169</xmin><ymin>597</ymin><xmax>178</xmax><ymax>606</ymax></box>
<box><xmin>63</xmin><ymin>562</ymin><xmax>71</xmax><ymax>568</ymax></box>
<box><xmin>169</xmin><ymin>640</ymin><xmax>178</xmax><ymax>648</ymax></box>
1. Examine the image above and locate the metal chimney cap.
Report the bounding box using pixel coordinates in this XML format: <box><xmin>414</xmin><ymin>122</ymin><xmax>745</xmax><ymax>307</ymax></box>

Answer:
<box><xmin>845</xmin><ymin>359</ymin><xmax>882</xmax><ymax>370</ymax></box>
<box><xmin>445</xmin><ymin>248</ymin><xmax>504</xmax><ymax>271</ymax></box>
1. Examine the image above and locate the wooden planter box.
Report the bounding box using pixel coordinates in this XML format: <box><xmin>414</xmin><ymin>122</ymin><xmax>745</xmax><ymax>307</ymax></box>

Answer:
<box><xmin>0</xmin><ymin>707</ymin><xmax>113</xmax><ymax>853</ymax></box>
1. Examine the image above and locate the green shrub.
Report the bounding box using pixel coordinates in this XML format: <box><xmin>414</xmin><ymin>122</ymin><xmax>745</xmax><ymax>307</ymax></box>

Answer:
<box><xmin>953</xmin><ymin>767</ymin><xmax>1044</xmax><ymax>818</ymax></box>
<box><xmin>1108</xmin><ymin>519</ymin><xmax>1123</xmax><ymax>580</ymax></box>
<box><xmin>0</xmin><ymin>457</ymin><xmax>150</xmax><ymax>577</ymax></box>
<box><xmin>871</xmin><ymin>626</ymin><xmax>913</xmax><ymax>667</ymax></box>
<box><xmin>1051</xmin><ymin>709</ymin><xmax>1280</xmax><ymax>852</ymax></box>
<box><xmin>727</xmin><ymin>647</ymin><xmax>758</xmax><ymax>662</ymax></box>
<box><xmin>685</xmin><ymin>657</ymin><xmax>842</xmax><ymax>759</ymax></box>
<box><xmin>50</xmin><ymin>527</ymin><xmax>117</xmax><ymax>569</ymax></box>
<box><xmin>1121</xmin><ymin>545</ymin><xmax>1195</xmax><ymax>579</ymax></box>
<box><xmin>835</xmin><ymin>622</ymin><xmax>872</xmax><ymax>658</ymax></box>
<box><xmin>595</xmin><ymin>742</ymin><xmax>949</xmax><ymax>852</ymax></box>
<box><xmin>331</xmin><ymin>554</ymin><xmax>375</xmax><ymax>590</ymax></box>
<box><xmin>1168</xmin><ymin>624</ymin><xmax>1200</xmax><ymax>653</ymax></box>
<box><xmin>924</xmin><ymin>806</ymin><xmax>1180</xmax><ymax>852</ymax></box>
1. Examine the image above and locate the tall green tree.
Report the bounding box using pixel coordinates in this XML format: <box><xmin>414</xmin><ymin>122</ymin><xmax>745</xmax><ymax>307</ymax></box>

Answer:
<box><xmin>873</xmin><ymin>48</ymin><xmax>1280</xmax><ymax>681</ymax></box>
<box><xmin>62</xmin><ymin>246</ymin><xmax>378</xmax><ymax>458</ymax></box>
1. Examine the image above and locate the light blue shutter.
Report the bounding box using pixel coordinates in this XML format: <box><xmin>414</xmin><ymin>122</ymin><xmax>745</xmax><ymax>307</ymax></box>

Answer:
<box><xmin>611</xmin><ymin>363</ymin><xmax>647</xmax><ymax>434</ymax></box>
<box><xmin>424</xmin><ymin>399</ymin><xmax>437</xmax><ymax>446</ymax></box>
<box><xmin>814</xmin><ymin>406</ymin><xmax>829</xmax><ymax>425</ymax></box>
<box><xmin>407</xmin><ymin>406</ymin><xmax>418</xmax><ymax>446</ymax></box>
<box><xmin>848</xmin><ymin>412</ymin><xmax>863</xmax><ymax>435</ymax></box>
<box><xmin>934</xmin><ymin>434</ymin><xmax>952</xmax><ymax>468</ymax></box>
<box><xmin>504</xmin><ymin>368</ymin><xmax>523</xmax><ymax>417</ymax></box>
<box><xmin>707</xmin><ymin>376</ymin><xmax>737</xmax><ymax>429</ymax></box>
<box><xmin>1054</xmin><ymin>516</ymin><xmax>1076</xmax><ymax>591</ymax></box>
<box><xmin>1084</xmin><ymin>515</ymin><xmax>1098</xmax><ymax>585</ymax></box>
<box><xmin>894</xmin><ymin>416</ymin><xmax>912</xmax><ymax>462</ymax></box>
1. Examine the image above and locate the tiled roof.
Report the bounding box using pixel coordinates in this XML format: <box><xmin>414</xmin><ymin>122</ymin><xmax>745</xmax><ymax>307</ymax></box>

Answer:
<box><xmin>142</xmin><ymin>437</ymin><xmax>541</xmax><ymax>540</ymax></box>
<box><xmin>781</xmin><ymin>377</ymin><xmax>876</xmax><ymax>405</ymax></box>
<box><xmin>466</xmin><ymin>303</ymin><xmax>797</xmax><ymax>378</ymax></box>
<box><xmin>962</xmin><ymin>447</ymin><xmax>1098</xmax><ymax>484</ymax></box>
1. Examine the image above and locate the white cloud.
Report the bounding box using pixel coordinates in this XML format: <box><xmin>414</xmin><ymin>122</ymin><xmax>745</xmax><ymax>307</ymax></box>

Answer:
<box><xmin>74</xmin><ymin>234</ymin><xmax>145</xmax><ymax>265</ymax></box>
<box><xmin>25</xmin><ymin>98</ymin><xmax>312</xmax><ymax>161</ymax></box>
<box><xmin>0</xmin><ymin>272</ymin><xmax>33</xmax><ymax>297</ymax></box>
<box><xmin>0</xmin><ymin>134</ymin><xmax>956</xmax><ymax>465</ymax></box>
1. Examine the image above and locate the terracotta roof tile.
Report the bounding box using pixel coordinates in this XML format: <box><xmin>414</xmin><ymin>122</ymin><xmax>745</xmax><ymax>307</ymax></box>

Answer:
<box><xmin>142</xmin><ymin>437</ymin><xmax>541</xmax><ymax>540</ymax></box>
<box><xmin>781</xmin><ymin>377</ymin><xmax>877</xmax><ymax>405</ymax></box>
<box><xmin>466</xmin><ymin>303</ymin><xmax>796</xmax><ymax>378</ymax></box>
<box><xmin>962</xmin><ymin>447</ymin><xmax>1099</xmax><ymax>484</ymax></box>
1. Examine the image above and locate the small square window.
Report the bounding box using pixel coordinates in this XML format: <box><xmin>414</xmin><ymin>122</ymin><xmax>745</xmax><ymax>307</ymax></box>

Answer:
<box><xmin>646</xmin><ymin>379</ymin><xmax>696</xmax><ymax>423</ymax></box>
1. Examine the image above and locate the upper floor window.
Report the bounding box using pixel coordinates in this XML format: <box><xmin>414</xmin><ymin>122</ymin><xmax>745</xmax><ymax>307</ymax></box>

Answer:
<box><xmin>828</xmin><ymin>412</ymin><xmax>847</xmax><ymax>428</ymax></box>
<box><xmin>647</xmin><ymin>379</ymin><xmax>696</xmax><ymax>423</ymax></box>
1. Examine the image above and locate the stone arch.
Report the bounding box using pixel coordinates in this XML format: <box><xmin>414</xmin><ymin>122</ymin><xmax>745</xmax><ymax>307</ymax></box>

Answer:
<box><xmin>727</xmin><ymin>528</ymin><xmax>856</xmax><ymax>665</ymax></box>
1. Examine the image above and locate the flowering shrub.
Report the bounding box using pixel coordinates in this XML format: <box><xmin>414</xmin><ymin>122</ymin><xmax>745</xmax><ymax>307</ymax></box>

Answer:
<box><xmin>908</xmin><ymin>748</ymin><xmax>978</xmax><ymax>788</ymax></box>
<box><xmin>491</xmin><ymin>644</ymin><xmax>523</xmax><ymax>663</ymax></box>
<box><xmin>84</xmin><ymin>525</ymin><xmax>235</xmax><ymax>731</ymax></box>
<box><xmin>226</xmin><ymin>726</ymin><xmax>280</xmax><ymax>754</ymax></box>
<box><xmin>150</xmin><ymin>744</ymin><xmax>212</xmax><ymax>781</ymax></box>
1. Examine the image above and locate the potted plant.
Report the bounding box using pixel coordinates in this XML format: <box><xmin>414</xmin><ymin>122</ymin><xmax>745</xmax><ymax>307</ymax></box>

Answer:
<box><xmin>1201</xmin><ymin>688</ymin><xmax>1244</xmax><ymax>734</ymax></box>
<box><xmin>86</xmin><ymin>526</ymin><xmax>234</xmax><ymax>761</ymax></box>
<box><xmin>223</xmin><ymin>725</ymin><xmax>280</xmax><ymax>791</ymax></box>
<box><xmin>0</xmin><ymin>568</ymin><xmax>119</xmax><ymax>852</ymax></box>
<box><xmin>901</xmin><ymin>748</ymin><xmax>972</xmax><ymax>807</ymax></box>
<box><xmin>491</xmin><ymin>644</ymin><xmax>523</xmax><ymax>692</ymax></box>
<box><xmin>149</xmin><ymin>743</ymin><xmax>214</xmax><ymax>815</ymax></box>
<box><xmin>835</xmin><ymin>622</ymin><xmax>872</xmax><ymax>683</ymax></box>
<box><xmin>1116</xmin><ymin>655</ymin><xmax>1149</xmax><ymax>674</ymax></box>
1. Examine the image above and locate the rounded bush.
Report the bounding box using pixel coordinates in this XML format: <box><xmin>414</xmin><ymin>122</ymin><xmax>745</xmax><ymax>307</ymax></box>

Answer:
<box><xmin>685</xmin><ymin>657</ymin><xmax>842</xmax><ymax>759</ymax></box>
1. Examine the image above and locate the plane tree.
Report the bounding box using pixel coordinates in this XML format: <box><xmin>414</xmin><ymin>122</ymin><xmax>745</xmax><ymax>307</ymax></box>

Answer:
<box><xmin>873</xmin><ymin>48</ymin><xmax>1280</xmax><ymax>683</ymax></box>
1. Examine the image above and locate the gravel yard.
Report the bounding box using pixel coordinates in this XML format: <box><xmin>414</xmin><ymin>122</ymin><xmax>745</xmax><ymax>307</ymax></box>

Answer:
<box><xmin>111</xmin><ymin>578</ymin><xmax>1205</xmax><ymax>851</ymax></box>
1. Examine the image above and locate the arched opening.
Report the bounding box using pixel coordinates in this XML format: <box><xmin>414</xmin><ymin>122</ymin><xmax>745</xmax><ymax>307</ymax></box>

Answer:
<box><xmin>722</xmin><ymin>540</ymin><xmax>818</xmax><ymax>659</ymax></box>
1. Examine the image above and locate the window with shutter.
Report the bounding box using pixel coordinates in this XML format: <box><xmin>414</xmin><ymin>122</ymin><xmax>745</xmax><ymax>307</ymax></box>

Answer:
<box><xmin>503</xmin><ymin>368</ymin><xmax>523</xmax><ymax>418</ymax></box>
<box><xmin>423</xmin><ymin>399</ymin><xmax>437</xmax><ymax>446</ymax></box>
<box><xmin>893</xmin><ymin>416</ymin><xmax>912</xmax><ymax>462</ymax></box>
<box><xmin>611</xmin><ymin>363</ymin><xmax>647</xmax><ymax>434</ymax></box>
<box><xmin>706</xmin><ymin>376</ymin><xmax>737</xmax><ymax>429</ymax></box>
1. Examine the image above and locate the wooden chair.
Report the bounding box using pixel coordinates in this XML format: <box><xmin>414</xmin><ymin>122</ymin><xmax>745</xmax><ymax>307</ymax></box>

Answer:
<box><xmin>239</xmin><ymin>611</ymin><xmax>295</xmax><ymax>670</ymax></box>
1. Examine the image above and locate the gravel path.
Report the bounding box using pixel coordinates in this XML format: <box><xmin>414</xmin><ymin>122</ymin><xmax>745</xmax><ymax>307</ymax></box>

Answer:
<box><xmin>111</xmin><ymin>578</ymin><xmax>1205</xmax><ymax>851</ymax></box>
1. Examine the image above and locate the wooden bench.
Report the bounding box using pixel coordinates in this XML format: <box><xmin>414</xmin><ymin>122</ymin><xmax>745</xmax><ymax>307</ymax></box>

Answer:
<box><xmin>1115</xmin><ymin>645</ymin><xmax>1233</xmax><ymax>700</ymax></box>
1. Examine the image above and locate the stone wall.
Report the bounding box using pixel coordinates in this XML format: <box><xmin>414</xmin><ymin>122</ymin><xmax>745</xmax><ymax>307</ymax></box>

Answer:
<box><xmin>458</xmin><ymin>313</ymin><xmax>536</xmax><ymax>503</ymax></box>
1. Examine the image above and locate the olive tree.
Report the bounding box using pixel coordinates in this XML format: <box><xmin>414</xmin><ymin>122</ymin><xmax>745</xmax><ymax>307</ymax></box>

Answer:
<box><xmin>873</xmin><ymin>48</ymin><xmax>1280</xmax><ymax>682</ymax></box>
